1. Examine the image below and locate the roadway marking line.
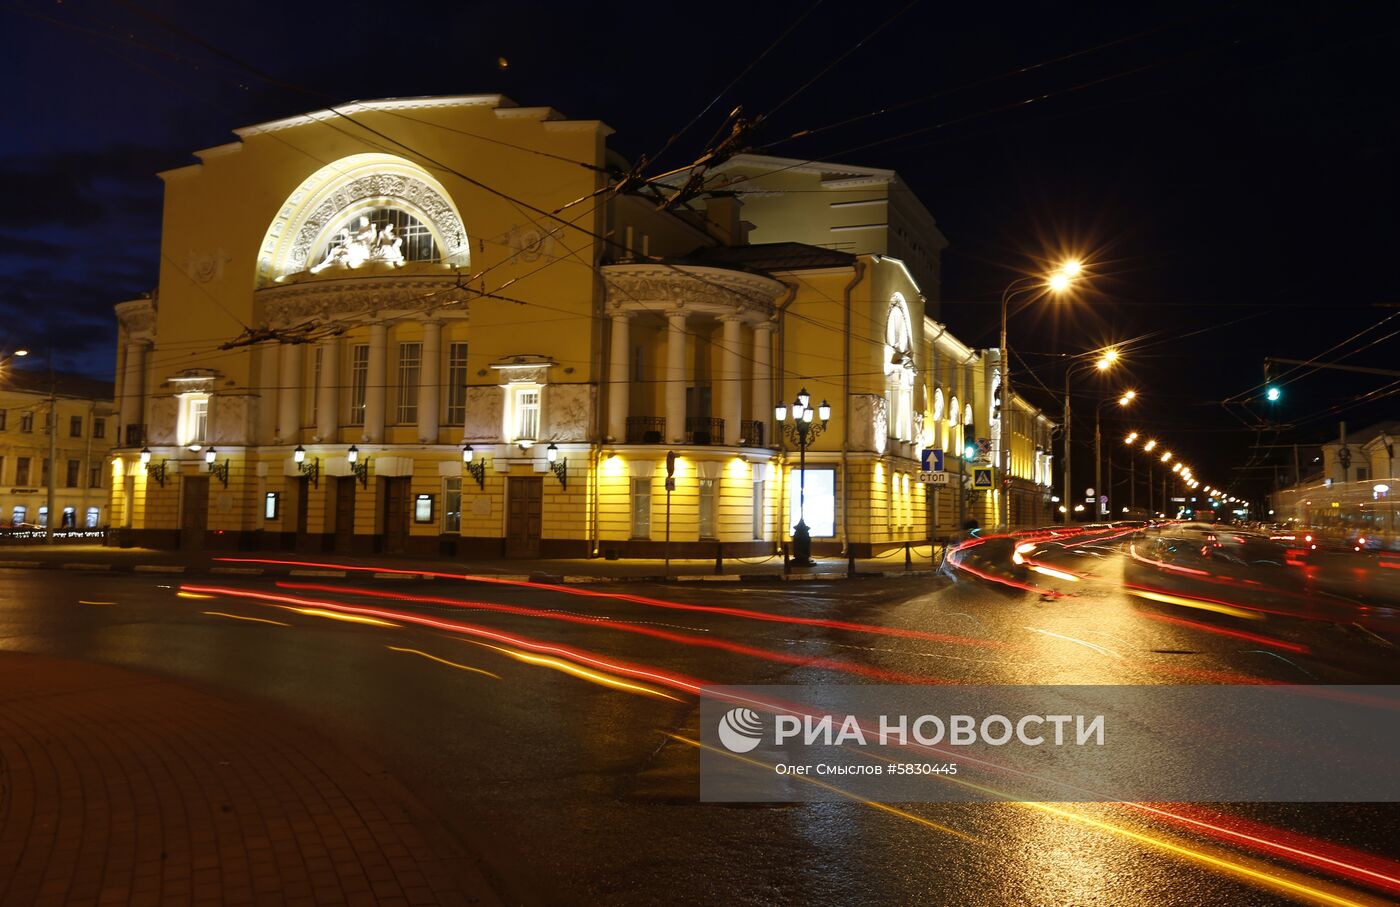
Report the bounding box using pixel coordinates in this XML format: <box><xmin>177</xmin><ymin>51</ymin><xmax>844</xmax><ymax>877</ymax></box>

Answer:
<box><xmin>210</xmin><ymin>566</ymin><xmax>264</xmax><ymax>574</ymax></box>
<box><xmin>563</xmin><ymin>576</ymin><xmax>596</xmax><ymax>584</ymax></box>
<box><xmin>1025</xmin><ymin>626</ymin><xmax>1124</xmax><ymax>659</ymax></box>
<box><xmin>289</xmin><ymin>569</ymin><xmax>346</xmax><ymax>578</ymax></box>
<box><xmin>0</xmin><ymin>560</ymin><xmax>41</xmax><ymax>568</ymax></box>
<box><xmin>372</xmin><ymin>572</ymin><xmax>420</xmax><ymax>581</ymax></box>
<box><xmin>676</xmin><ymin>575</ymin><xmax>706</xmax><ymax>582</ymax></box>
<box><xmin>699</xmin><ymin>575</ymin><xmax>741</xmax><ymax>582</ymax></box>
<box><xmin>62</xmin><ymin>563</ymin><xmax>112</xmax><ymax>571</ymax></box>
<box><xmin>135</xmin><ymin>565</ymin><xmax>185</xmax><ymax>573</ymax></box>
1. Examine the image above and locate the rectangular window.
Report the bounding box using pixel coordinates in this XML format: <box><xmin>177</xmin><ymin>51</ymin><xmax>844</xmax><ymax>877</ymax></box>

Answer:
<box><xmin>349</xmin><ymin>344</ymin><xmax>369</xmax><ymax>426</ymax></box>
<box><xmin>66</xmin><ymin>459</ymin><xmax>80</xmax><ymax>488</ymax></box>
<box><xmin>443</xmin><ymin>477</ymin><xmax>462</xmax><ymax>533</ymax></box>
<box><xmin>11</xmin><ymin>506</ymin><xmax>25</xmax><ymax>527</ymax></box>
<box><xmin>789</xmin><ymin>467</ymin><xmax>836</xmax><ymax>538</ymax></box>
<box><xmin>396</xmin><ymin>342</ymin><xmax>421</xmax><ymax>423</ymax></box>
<box><xmin>70</xmin><ymin>415</ymin><xmax>83</xmax><ymax>437</ymax></box>
<box><xmin>0</xmin><ymin>409</ymin><xmax>7</xmax><ymax>430</ymax></box>
<box><xmin>192</xmin><ymin>398</ymin><xmax>208</xmax><ymax>445</ymax></box>
<box><xmin>0</xmin><ymin>456</ymin><xmax>4</xmax><ymax>484</ymax></box>
<box><xmin>446</xmin><ymin>342</ymin><xmax>469</xmax><ymax>425</ymax></box>
<box><xmin>698</xmin><ymin>478</ymin><xmax>717</xmax><ymax>539</ymax></box>
<box><xmin>752</xmin><ymin>479</ymin><xmax>765</xmax><ymax>540</ymax></box>
<box><xmin>889</xmin><ymin>475</ymin><xmax>898</xmax><ymax>530</ymax></box>
<box><xmin>93</xmin><ymin>417</ymin><xmax>105</xmax><ymax>439</ymax></box>
<box><xmin>414</xmin><ymin>494</ymin><xmax>434</xmax><ymax>523</ymax></box>
<box><xmin>15</xmin><ymin>457</ymin><xmax>30</xmax><ymax>486</ymax></box>
<box><xmin>20</xmin><ymin>412</ymin><xmax>33</xmax><ymax>433</ymax></box>
<box><xmin>88</xmin><ymin>465</ymin><xmax>102</xmax><ymax>489</ymax></box>
<box><xmin>630</xmin><ymin>477</ymin><xmax>652</xmax><ymax>539</ymax></box>
<box><xmin>310</xmin><ymin>346</ymin><xmax>323</xmax><ymax>426</ymax></box>
<box><xmin>85</xmin><ymin>507</ymin><xmax>101</xmax><ymax>529</ymax></box>
<box><xmin>41</xmin><ymin>459</ymin><xmax>50</xmax><ymax>487</ymax></box>
<box><xmin>264</xmin><ymin>492</ymin><xmax>280</xmax><ymax>520</ymax></box>
<box><xmin>515</xmin><ymin>388</ymin><xmax>540</xmax><ymax>441</ymax></box>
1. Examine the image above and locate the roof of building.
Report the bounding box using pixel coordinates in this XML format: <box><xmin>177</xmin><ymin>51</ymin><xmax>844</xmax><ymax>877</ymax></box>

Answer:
<box><xmin>2</xmin><ymin>368</ymin><xmax>114</xmax><ymax>401</ymax></box>
<box><xmin>1324</xmin><ymin>420</ymin><xmax>1400</xmax><ymax>446</ymax></box>
<box><xmin>681</xmin><ymin>242</ymin><xmax>856</xmax><ymax>273</ymax></box>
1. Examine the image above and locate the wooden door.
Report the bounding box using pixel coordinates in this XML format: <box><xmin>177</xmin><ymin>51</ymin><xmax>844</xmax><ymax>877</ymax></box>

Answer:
<box><xmin>505</xmin><ymin>476</ymin><xmax>543</xmax><ymax>558</ymax></box>
<box><xmin>180</xmin><ymin>476</ymin><xmax>209</xmax><ymax>550</ymax></box>
<box><xmin>382</xmin><ymin>477</ymin><xmax>410</xmax><ymax>554</ymax></box>
<box><xmin>334</xmin><ymin>477</ymin><xmax>356</xmax><ymax>552</ymax></box>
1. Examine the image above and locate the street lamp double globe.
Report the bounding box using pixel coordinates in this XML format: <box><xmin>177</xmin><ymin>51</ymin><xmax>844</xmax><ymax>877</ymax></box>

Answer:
<box><xmin>775</xmin><ymin>387</ymin><xmax>830</xmax><ymax>566</ymax></box>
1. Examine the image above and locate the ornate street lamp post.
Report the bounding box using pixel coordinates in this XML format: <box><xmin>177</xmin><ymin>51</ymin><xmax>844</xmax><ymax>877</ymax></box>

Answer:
<box><xmin>775</xmin><ymin>387</ymin><xmax>831</xmax><ymax>566</ymax></box>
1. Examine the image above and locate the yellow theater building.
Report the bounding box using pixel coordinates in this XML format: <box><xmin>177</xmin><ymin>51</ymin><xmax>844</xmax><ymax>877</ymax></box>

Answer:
<box><xmin>108</xmin><ymin>95</ymin><xmax>1055</xmax><ymax>557</ymax></box>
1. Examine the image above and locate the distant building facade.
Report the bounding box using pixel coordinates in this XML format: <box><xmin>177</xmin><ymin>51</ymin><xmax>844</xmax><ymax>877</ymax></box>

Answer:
<box><xmin>0</xmin><ymin>369</ymin><xmax>114</xmax><ymax>531</ymax></box>
<box><xmin>1271</xmin><ymin>421</ymin><xmax>1398</xmax><ymax>540</ymax></box>
<box><xmin>110</xmin><ymin>96</ymin><xmax>1055</xmax><ymax>556</ymax></box>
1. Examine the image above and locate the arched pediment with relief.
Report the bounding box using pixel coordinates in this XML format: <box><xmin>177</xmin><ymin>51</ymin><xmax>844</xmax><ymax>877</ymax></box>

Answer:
<box><xmin>256</xmin><ymin>154</ymin><xmax>470</xmax><ymax>287</ymax></box>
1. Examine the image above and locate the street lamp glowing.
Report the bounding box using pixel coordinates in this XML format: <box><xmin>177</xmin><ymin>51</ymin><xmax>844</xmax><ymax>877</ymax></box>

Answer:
<box><xmin>1124</xmin><ymin>432</ymin><xmax>1138</xmax><ymax>444</ymax></box>
<box><xmin>1119</xmin><ymin>390</ymin><xmax>1136</xmax><ymax>405</ymax></box>
<box><xmin>1047</xmin><ymin>272</ymin><xmax>1072</xmax><ymax>293</ymax></box>
<box><xmin>1160</xmin><ymin>451</ymin><xmax>1172</xmax><ymax>463</ymax></box>
<box><xmin>1143</xmin><ymin>440</ymin><xmax>1158</xmax><ymax>452</ymax></box>
<box><xmin>13</xmin><ymin>349</ymin><xmax>27</xmax><ymax>357</ymax></box>
<box><xmin>1172</xmin><ymin>462</ymin><xmax>1183</xmax><ymax>473</ymax></box>
<box><xmin>1060</xmin><ymin>259</ymin><xmax>1083</xmax><ymax>278</ymax></box>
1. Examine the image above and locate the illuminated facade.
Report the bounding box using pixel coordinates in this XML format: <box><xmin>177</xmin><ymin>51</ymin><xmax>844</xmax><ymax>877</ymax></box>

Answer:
<box><xmin>0</xmin><ymin>370</ymin><xmax>114</xmax><ymax>532</ymax></box>
<box><xmin>110</xmin><ymin>97</ymin><xmax>1054</xmax><ymax>557</ymax></box>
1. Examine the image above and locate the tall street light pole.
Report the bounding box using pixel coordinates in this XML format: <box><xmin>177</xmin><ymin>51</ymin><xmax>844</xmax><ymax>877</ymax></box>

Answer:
<box><xmin>999</xmin><ymin>259</ymin><xmax>1081</xmax><ymax>530</ymax></box>
<box><xmin>776</xmin><ymin>388</ymin><xmax>830</xmax><ymax>566</ymax></box>
<box><xmin>1062</xmin><ymin>348</ymin><xmax>1118</xmax><ymax>523</ymax></box>
<box><xmin>1096</xmin><ymin>390</ymin><xmax>1135</xmax><ymax>518</ymax></box>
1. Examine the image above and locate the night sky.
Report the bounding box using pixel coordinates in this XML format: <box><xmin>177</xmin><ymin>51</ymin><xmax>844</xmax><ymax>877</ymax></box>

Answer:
<box><xmin>4</xmin><ymin>0</ymin><xmax>1396</xmax><ymax>501</ymax></box>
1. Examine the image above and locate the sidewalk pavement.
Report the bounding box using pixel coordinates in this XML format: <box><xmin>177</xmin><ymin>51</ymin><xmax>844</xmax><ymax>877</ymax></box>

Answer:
<box><xmin>0</xmin><ymin>652</ymin><xmax>500</xmax><ymax>907</ymax></box>
<box><xmin>0</xmin><ymin>544</ymin><xmax>948</xmax><ymax>584</ymax></box>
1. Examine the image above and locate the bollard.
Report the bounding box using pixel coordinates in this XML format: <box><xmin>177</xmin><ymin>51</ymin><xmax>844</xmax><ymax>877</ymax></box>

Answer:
<box><xmin>783</xmin><ymin>543</ymin><xmax>791</xmax><ymax>577</ymax></box>
<box><xmin>848</xmin><ymin>550</ymin><xmax>856</xmax><ymax>576</ymax></box>
<box><xmin>905</xmin><ymin>542</ymin><xmax>913</xmax><ymax>570</ymax></box>
<box><xmin>714</xmin><ymin>543</ymin><xmax>724</xmax><ymax>575</ymax></box>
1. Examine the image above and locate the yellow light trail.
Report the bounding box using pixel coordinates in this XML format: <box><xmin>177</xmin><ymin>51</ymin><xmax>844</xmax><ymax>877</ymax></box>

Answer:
<box><xmin>850</xmin><ymin>751</ymin><xmax>1383</xmax><ymax>907</ymax></box>
<box><xmin>78</xmin><ymin>600</ymin><xmax>116</xmax><ymax>605</ymax></box>
<box><xmin>276</xmin><ymin>605</ymin><xmax>400</xmax><ymax>627</ymax></box>
<box><xmin>386</xmin><ymin>646</ymin><xmax>501</xmax><ymax>680</ymax></box>
<box><xmin>176</xmin><ymin>591</ymin><xmax>216</xmax><ymax>600</ymax></box>
<box><xmin>202</xmin><ymin>611</ymin><xmax>290</xmax><ymax>627</ymax></box>
<box><xmin>1127</xmin><ymin>589</ymin><xmax>1264</xmax><ymax>620</ymax></box>
<box><xmin>665</xmin><ymin>733</ymin><xmax>981</xmax><ymax>845</ymax></box>
<box><xmin>465</xmin><ymin>639</ymin><xmax>681</xmax><ymax>701</ymax></box>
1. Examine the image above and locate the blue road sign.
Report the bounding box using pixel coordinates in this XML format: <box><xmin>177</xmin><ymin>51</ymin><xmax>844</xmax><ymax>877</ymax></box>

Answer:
<box><xmin>920</xmin><ymin>448</ymin><xmax>944</xmax><ymax>472</ymax></box>
<box><xmin>972</xmin><ymin>467</ymin><xmax>994</xmax><ymax>489</ymax></box>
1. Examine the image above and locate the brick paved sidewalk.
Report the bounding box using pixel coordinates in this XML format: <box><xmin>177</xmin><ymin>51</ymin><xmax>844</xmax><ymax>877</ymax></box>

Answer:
<box><xmin>0</xmin><ymin>653</ymin><xmax>501</xmax><ymax>907</ymax></box>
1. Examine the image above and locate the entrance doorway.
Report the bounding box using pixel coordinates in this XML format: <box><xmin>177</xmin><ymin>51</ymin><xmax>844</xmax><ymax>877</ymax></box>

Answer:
<box><xmin>381</xmin><ymin>476</ymin><xmax>411</xmax><ymax>554</ymax></box>
<box><xmin>505</xmin><ymin>476</ymin><xmax>543</xmax><ymax>558</ymax></box>
<box><xmin>333</xmin><ymin>477</ymin><xmax>356</xmax><ymax>552</ymax></box>
<box><xmin>180</xmin><ymin>476</ymin><xmax>209</xmax><ymax>550</ymax></box>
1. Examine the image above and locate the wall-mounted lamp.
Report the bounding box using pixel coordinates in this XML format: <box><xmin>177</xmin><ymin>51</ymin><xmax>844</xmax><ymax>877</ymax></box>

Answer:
<box><xmin>347</xmin><ymin>445</ymin><xmax>370</xmax><ymax>488</ymax></box>
<box><xmin>141</xmin><ymin>446</ymin><xmax>169</xmax><ymax>488</ymax></box>
<box><xmin>546</xmin><ymin>443</ymin><xmax>567</xmax><ymax>489</ymax></box>
<box><xmin>204</xmin><ymin>447</ymin><xmax>229</xmax><ymax>488</ymax></box>
<box><xmin>294</xmin><ymin>444</ymin><xmax>320</xmax><ymax>488</ymax></box>
<box><xmin>462</xmin><ymin>444</ymin><xmax>487</xmax><ymax>490</ymax></box>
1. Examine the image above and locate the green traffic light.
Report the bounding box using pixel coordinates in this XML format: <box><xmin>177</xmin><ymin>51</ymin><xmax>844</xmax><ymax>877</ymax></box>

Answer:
<box><xmin>964</xmin><ymin>444</ymin><xmax>976</xmax><ymax>459</ymax></box>
<box><xmin>1266</xmin><ymin>386</ymin><xmax>1281</xmax><ymax>402</ymax></box>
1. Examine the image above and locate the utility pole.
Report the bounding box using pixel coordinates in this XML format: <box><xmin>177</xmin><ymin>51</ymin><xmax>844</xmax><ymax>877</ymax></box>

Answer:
<box><xmin>46</xmin><ymin>352</ymin><xmax>57</xmax><ymax>545</ymax></box>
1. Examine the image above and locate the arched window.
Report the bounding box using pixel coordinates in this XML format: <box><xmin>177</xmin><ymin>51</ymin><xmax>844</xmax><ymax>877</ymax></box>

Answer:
<box><xmin>949</xmin><ymin>395</ymin><xmax>960</xmax><ymax>450</ymax></box>
<box><xmin>884</xmin><ymin>294</ymin><xmax>916</xmax><ymax>443</ymax></box>
<box><xmin>310</xmin><ymin>207</ymin><xmax>440</xmax><ymax>273</ymax></box>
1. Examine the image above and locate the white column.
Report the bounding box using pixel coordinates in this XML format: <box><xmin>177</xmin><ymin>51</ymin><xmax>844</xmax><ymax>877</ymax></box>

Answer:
<box><xmin>315</xmin><ymin>336</ymin><xmax>339</xmax><ymax>443</ymax></box>
<box><xmin>364</xmin><ymin>323</ymin><xmax>387</xmax><ymax>442</ymax></box>
<box><xmin>277</xmin><ymin>342</ymin><xmax>302</xmax><ymax>444</ymax></box>
<box><xmin>257</xmin><ymin>343</ymin><xmax>279</xmax><ymax>444</ymax></box>
<box><xmin>750</xmin><ymin>322</ymin><xmax>773</xmax><ymax>447</ymax></box>
<box><xmin>119</xmin><ymin>339</ymin><xmax>148</xmax><ymax>446</ymax></box>
<box><xmin>720</xmin><ymin>316</ymin><xmax>743</xmax><ymax>446</ymax></box>
<box><xmin>665</xmin><ymin>309</ymin><xmax>688</xmax><ymax>444</ymax></box>
<box><xmin>418</xmin><ymin>320</ymin><xmax>441</xmax><ymax>443</ymax></box>
<box><xmin>607</xmin><ymin>312</ymin><xmax>631</xmax><ymax>442</ymax></box>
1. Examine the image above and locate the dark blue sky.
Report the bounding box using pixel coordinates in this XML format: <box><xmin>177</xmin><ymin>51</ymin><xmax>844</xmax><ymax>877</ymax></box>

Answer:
<box><xmin>3</xmin><ymin>0</ymin><xmax>1396</xmax><ymax>498</ymax></box>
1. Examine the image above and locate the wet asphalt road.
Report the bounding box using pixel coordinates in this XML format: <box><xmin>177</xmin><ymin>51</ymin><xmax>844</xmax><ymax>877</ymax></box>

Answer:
<box><xmin>1</xmin><ymin>533</ymin><xmax>1397</xmax><ymax>906</ymax></box>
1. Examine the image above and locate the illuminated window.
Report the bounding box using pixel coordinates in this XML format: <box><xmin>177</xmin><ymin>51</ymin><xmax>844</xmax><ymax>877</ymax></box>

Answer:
<box><xmin>396</xmin><ymin>342</ymin><xmax>421</xmax><ymax>423</ymax></box>
<box><xmin>631</xmin><ymin>478</ymin><xmax>651</xmax><ymax>539</ymax></box>
<box><xmin>508</xmin><ymin>385</ymin><xmax>541</xmax><ymax>442</ymax></box>
<box><xmin>752</xmin><ymin>479</ymin><xmax>765</xmax><ymax>540</ymax></box>
<box><xmin>414</xmin><ymin>494</ymin><xmax>435</xmax><ymax>523</ymax></box>
<box><xmin>699</xmin><ymin>478</ymin><xmax>717</xmax><ymax>539</ymax></box>
<box><xmin>884</xmin><ymin>295</ymin><xmax>915</xmax><ymax>442</ymax></box>
<box><xmin>348</xmin><ymin>344</ymin><xmax>369</xmax><ymax>426</ymax></box>
<box><xmin>85</xmin><ymin>507</ymin><xmax>101</xmax><ymax>528</ymax></box>
<box><xmin>310</xmin><ymin>207</ymin><xmax>439</xmax><ymax>271</ymax></box>
<box><xmin>11</xmin><ymin>506</ymin><xmax>26</xmax><ymax>527</ymax></box>
<box><xmin>443</xmin><ymin>477</ymin><xmax>462</xmax><ymax>533</ymax></box>
<box><xmin>446</xmin><ymin>343</ymin><xmax>469</xmax><ymax>425</ymax></box>
<box><xmin>177</xmin><ymin>394</ymin><xmax>209</xmax><ymax>446</ymax></box>
<box><xmin>264</xmin><ymin>492</ymin><xmax>280</xmax><ymax>520</ymax></box>
<box><xmin>789</xmin><ymin>467</ymin><xmax>836</xmax><ymax>538</ymax></box>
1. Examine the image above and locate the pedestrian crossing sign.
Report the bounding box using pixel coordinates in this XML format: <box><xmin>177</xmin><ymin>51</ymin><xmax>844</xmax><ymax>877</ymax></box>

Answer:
<box><xmin>972</xmin><ymin>467</ymin><xmax>994</xmax><ymax>490</ymax></box>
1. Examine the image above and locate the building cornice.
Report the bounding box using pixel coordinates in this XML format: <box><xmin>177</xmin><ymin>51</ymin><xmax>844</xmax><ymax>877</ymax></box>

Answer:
<box><xmin>257</xmin><ymin>273</ymin><xmax>470</xmax><ymax>328</ymax></box>
<box><xmin>602</xmin><ymin>263</ymin><xmax>785</xmax><ymax>320</ymax></box>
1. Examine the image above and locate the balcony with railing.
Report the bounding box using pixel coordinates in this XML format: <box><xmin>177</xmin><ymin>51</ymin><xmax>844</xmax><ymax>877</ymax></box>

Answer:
<box><xmin>738</xmin><ymin>420</ymin><xmax>766</xmax><ymax>448</ymax></box>
<box><xmin>624</xmin><ymin>416</ymin><xmax>728</xmax><ymax>446</ymax></box>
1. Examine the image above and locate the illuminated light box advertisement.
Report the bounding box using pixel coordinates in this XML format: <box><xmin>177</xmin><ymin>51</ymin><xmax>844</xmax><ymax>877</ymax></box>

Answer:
<box><xmin>700</xmin><ymin>685</ymin><xmax>1400</xmax><ymax>803</ymax></box>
